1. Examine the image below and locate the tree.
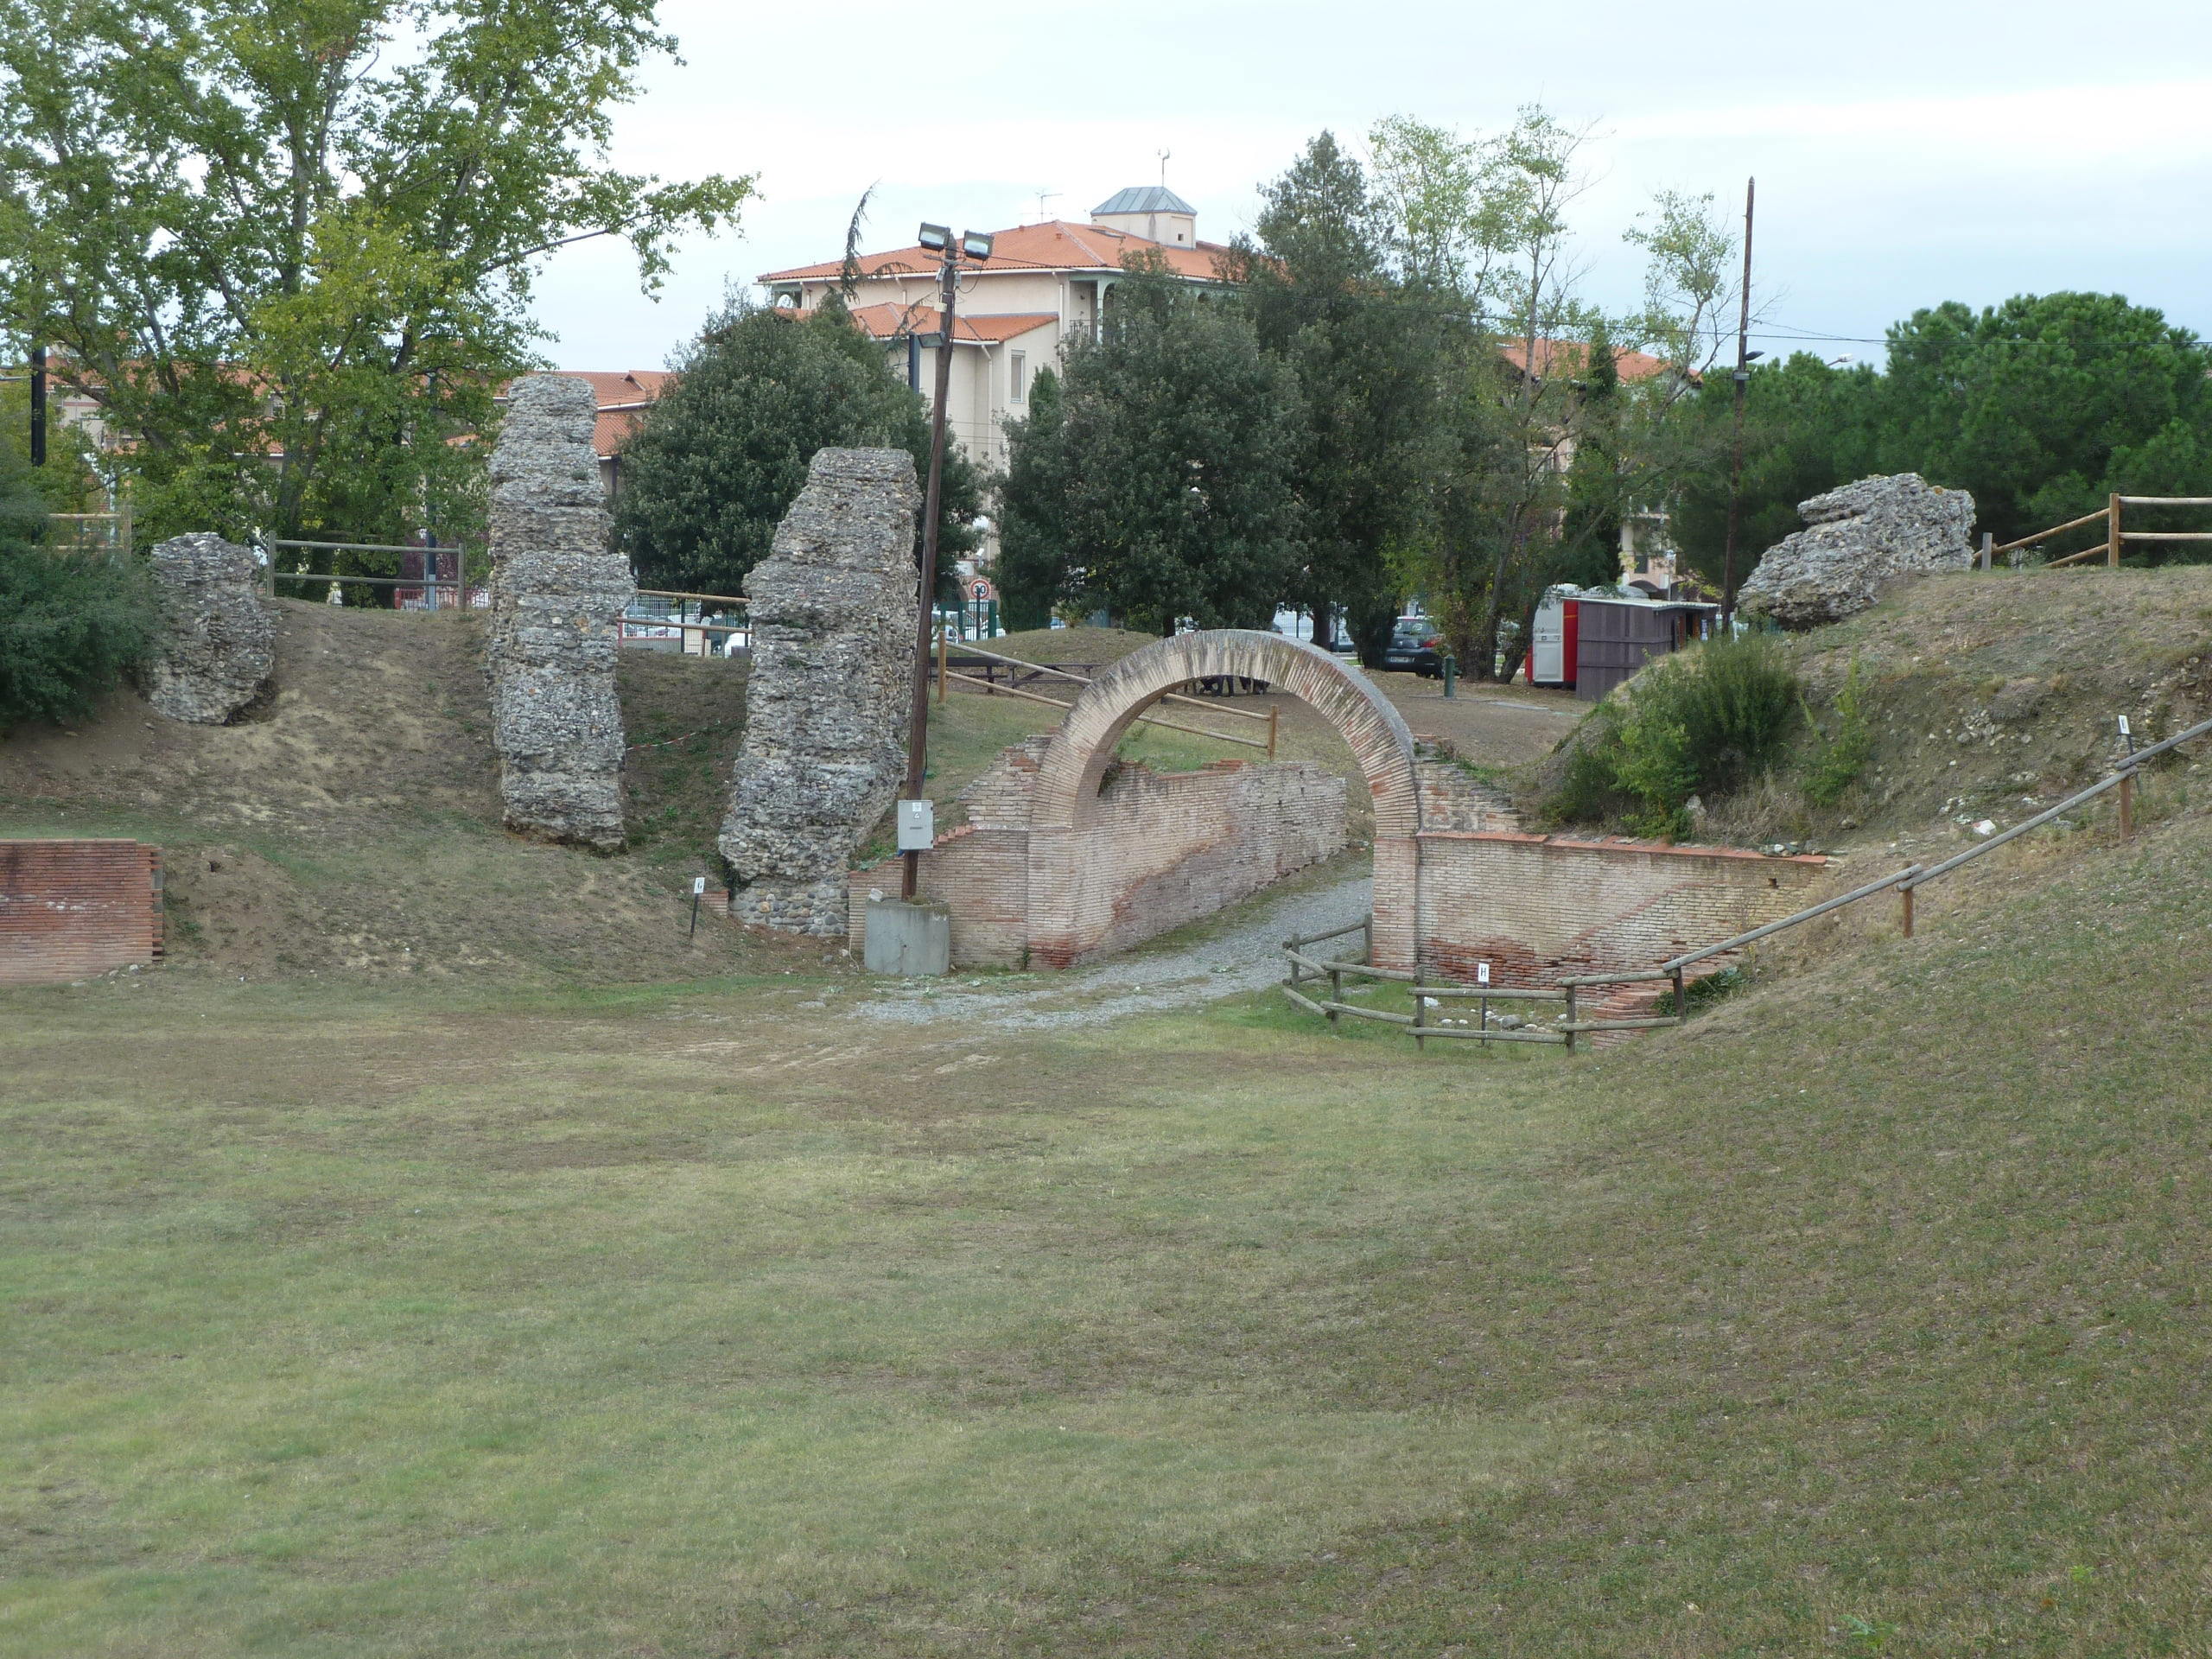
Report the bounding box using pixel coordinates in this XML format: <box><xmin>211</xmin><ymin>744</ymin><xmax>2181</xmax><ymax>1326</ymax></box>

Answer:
<box><xmin>1878</xmin><ymin>292</ymin><xmax>2212</xmax><ymax>549</ymax></box>
<box><xmin>613</xmin><ymin>298</ymin><xmax>980</xmax><ymax>597</ymax></box>
<box><xmin>1228</xmin><ymin>132</ymin><xmax>1444</xmax><ymax>663</ymax></box>
<box><xmin>0</xmin><ymin>0</ymin><xmax>750</xmax><ymax>574</ymax></box>
<box><xmin>1373</xmin><ymin>111</ymin><xmax>1740</xmax><ymax>677</ymax></box>
<box><xmin>1667</xmin><ymin>353</ymin><xmax>1884</xmax><ymax>586</ymax></box>
<box><xmin>996</xmin><ymin>260</ymin><xmax>1305</xmax><ymax>635</ymax></box>
<box><xmin>995</xmin><ymin>364</ymin><xmax>1069</xmax><ymax>631</ymax></box>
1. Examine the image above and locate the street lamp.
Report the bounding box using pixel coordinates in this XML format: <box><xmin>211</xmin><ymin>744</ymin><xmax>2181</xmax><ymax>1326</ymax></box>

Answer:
<box><xmin>898</xmin><ymin>220</ymin><xmax>992</xmax><ymax>902</ymax></box>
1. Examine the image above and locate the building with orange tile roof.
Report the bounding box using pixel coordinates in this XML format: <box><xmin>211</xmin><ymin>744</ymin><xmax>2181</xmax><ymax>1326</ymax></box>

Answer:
<box><xmin>757</xmin><ymin>187</ymin><xmax>1235</xmax><ymax>472</ymax></box>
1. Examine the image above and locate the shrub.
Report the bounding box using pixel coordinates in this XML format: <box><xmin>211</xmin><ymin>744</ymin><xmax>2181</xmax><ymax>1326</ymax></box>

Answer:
<box><xmin>1546</xmin><ymin>631</ymin><xmax>1805</xmax><ymax>834</ymax></box>
<box><xmin>0</xmin><ymin>537</ymin><xmax>160</xmax><ymax>732</ymax></box>
<box><xmin>1802</xmin><ymin>654</ymin><xmax>1873</xmax><ymax>805</ymax></box>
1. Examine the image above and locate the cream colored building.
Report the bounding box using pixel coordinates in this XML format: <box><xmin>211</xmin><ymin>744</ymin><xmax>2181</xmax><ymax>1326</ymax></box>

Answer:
<box><xmin>757</xmin><ymin>187</ymin><xmax>1230</xmax><ymax>473</ymax></box>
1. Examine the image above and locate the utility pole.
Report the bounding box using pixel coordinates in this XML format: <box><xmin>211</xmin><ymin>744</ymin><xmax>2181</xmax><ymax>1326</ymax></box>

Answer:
<box><xmin>899</xmin><ymin>223</ymin><xmax>992</xmax><ymax>900</ymax></box>
<box><xmin>1721</xmin><ymin>177</ymin><xmax>1755</xmax><ymax>626</ymax></box>
<box><xmin>29</xmin><ymin>341</ymin><xmax>46</xmax><ymax>467</ymax></box>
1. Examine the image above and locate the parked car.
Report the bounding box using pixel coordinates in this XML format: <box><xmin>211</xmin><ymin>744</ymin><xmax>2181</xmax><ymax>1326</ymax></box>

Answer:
<box><xmin>1380</xmin><ymin>618</ymin><xmax>1443</xmax><ymax>677</ymax></box>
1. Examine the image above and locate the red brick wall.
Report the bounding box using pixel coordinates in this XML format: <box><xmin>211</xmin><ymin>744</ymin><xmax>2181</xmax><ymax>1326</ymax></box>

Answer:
<box><xmin>1411</xmin><ymin>831</ymin><xmax>1826</xmax><ymax>986</ymax></box>
<box><xmin>0</xmin><ymin>840</ymin><xmax>164</xmax><ymax>987</ymax></box>
<box><xmin>850</xmin><ymin>754</ymin><xmax>1348</xmax><ymax>968</ymax></box>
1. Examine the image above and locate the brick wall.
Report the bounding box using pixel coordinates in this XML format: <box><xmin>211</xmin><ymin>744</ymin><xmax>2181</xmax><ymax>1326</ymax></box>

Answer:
<box><xmin>0</xmin><ymin>840</ymin><xmax>164</xmax><ymax>987</ymax></box>
<box><xmin>1412</xmin><ymin>831</ymin><xmax>1827</xmax><ymax>987</ymax></box>
<box><xmin>849</xmin><ymin>751</ymin><xmax>1347</xmax><ymax>968</ymax></box>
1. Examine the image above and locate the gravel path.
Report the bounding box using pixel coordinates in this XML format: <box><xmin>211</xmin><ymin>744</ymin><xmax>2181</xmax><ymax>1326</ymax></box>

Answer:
<box><xmin>851</xmin><ymin>863</ymin><xmax>1371</xmax><ymax>1030</ymax></box>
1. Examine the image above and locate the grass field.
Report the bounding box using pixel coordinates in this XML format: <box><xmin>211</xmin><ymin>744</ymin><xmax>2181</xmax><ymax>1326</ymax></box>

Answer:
<box><xmin>7</xmin><ymin>798</ymin><xmax>2212</xmax><ymax>1655</ymax></box>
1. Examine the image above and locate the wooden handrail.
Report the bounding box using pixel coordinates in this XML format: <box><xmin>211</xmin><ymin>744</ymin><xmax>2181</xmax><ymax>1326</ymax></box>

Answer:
<box><xmin>942</xmin><ymin>667</ymin><xmax>1268</xmax><ymax>750</ymax></box>
<box><xmin>1992</xmin><ymin>505</ymin><xmax>2107</xmax><ymax>555</ymax></box>
<box><xmin>952</xmin><ymin>640</ymin><xmax>1274</xmax><ymax>725</ymax></box>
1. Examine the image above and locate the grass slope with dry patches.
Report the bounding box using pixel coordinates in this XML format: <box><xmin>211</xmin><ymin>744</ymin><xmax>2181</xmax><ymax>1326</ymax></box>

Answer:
<box><xmin>4</xmin><ymin>802</ymin><xmax>2211</xmax><ymax>1655</ymax></box>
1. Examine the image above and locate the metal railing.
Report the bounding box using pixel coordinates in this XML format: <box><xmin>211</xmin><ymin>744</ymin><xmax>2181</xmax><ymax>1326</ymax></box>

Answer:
<box><xmin>1281</xmin><ymin>707</ymin><xmax>2212</xmax><ymax>1050</ymax></box>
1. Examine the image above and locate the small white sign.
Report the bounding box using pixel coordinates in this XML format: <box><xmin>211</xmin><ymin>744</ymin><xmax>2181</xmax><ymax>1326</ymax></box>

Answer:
<box><xmin>1477</xmin><ymin>962</ymin><xmax>1491</xmax><ymax>985</ymax></box>
<box><xmin>692</xmin><ymin>875</ymin><xmax>708</xmax><ymax>896</ymax></box>
<box><xmin>2118</xmin><ymin>715</ymin><xmax>2132</xmax><ymax>737</ymax></box>
<box><xmin>896</xmin><ymin>798</ymin><xmax>936</xmax><ymax>851</ymax></box>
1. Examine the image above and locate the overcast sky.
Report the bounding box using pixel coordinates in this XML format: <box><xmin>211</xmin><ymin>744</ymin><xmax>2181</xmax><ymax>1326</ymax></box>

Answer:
<box><xmin>532</xmin><ymin>0</ymin><xmax>2212</xmax><ymax>372</ymax></box>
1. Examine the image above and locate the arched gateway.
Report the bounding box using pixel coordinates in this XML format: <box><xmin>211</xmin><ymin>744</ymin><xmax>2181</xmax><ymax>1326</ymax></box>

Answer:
<box><xmin>847</xmin><ymin>626</ymin><xmax>1821</xmax><ymax>979</ymax></box>
<box><xmin>1021</xmin><ymin>630</ymin><xmax>1425</xmax><ymax>969</ymax></box>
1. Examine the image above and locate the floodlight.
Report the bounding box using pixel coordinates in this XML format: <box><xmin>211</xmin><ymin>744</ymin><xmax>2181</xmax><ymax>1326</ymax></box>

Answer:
<box><xmin>918</xmin><ymin>223</ymin><xmax>950</xmax><ymax>252</ymax></box>
<box><xmin>961</xmin><ymin>231</ymin><xmax>995</xmax><ymax>261</ymax></box>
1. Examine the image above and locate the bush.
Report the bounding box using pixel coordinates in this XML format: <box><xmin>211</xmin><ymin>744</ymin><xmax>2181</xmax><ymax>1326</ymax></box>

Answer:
<box><xmin>1802</xmin><ymin>654</ymin><xmax>1872</xmax><ymax>805</ymax></box>
<box><xmin>0</xmin><ymin>537</ymin><xmax>160</xmax><ymax>732</ymax></box>
<box><xmin>1548</xmin><ymin>631</ymin><xmax>1804</xmax><ymax>836</ymax></box>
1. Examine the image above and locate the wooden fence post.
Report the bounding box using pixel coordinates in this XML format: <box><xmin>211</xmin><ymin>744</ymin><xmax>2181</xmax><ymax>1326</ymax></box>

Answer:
<box><xmin>1900</xmin><ymin>879</ymin><xmax>1915</xmax><ymax>939</ymax></box>
<box><xmin>1414</xmin><ymin>988</ymin><xmax>1428</xmax><ymax>1052</ymax></box>
<box><xmin>1266</xmin><ymin>702</ymin><xmax>1279</xmax><ymax>759</ymax></box>
<box><xmin>1563</xmin><ymin>983</ymin><xmax>1578</xmax><ymax>1052</ymax></box>
<box><xmin>1327</xmin><ymin>964</ymin><xmax>1343</xmax><ymax>1027</ymax></box>
<box><xmin>1979</xmin><ymin>531</ymin><xmax>1993</xmax><ymax>571</ymax></box>
<box><xmin>1362</xmin><ymin>915</ymin><xmax>1374</xmax><ymax>966</ymax></box>
<box><xmin>2109</xmin><ymin>493</ymin><xmax>2122</xmax><ymax>567</ymax></box>
<box><xmin>1671</xmin><ymin>966</ymin><xmax>1686</xmax><ymax>1025</ymax></box>
<box><xmin>2119</xmin><ymin>771</ymin><xmax>2135</xmax><ymax>840</ymax></box>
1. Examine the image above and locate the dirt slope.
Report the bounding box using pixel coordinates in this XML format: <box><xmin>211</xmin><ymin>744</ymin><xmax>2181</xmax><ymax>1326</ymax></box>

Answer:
<box><xmin>1791</xmin><ymin>565</ymin><xmax>2212</xmax><ymax>828</ymax></box>
<box><xmin>0</xmin><ymin>599</ymin><xmax>799</xmax><ymax>982</ymax></box>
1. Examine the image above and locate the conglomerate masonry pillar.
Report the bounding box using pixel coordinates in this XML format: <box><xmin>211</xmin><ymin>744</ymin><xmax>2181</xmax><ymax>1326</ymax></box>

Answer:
<box><xmin>145</xmin><ymin>532</ymin><xmax>275</xmax><ymax>725</ymax></box>
<box><xmin>483</xmin><ymin>372</ymin><xmax>634</xmax><ymax>853</ymax></box>
<box><xmin>720</xmin><ymin>448</ymin><xmax>921</xmax><ymax>935</ymax></box>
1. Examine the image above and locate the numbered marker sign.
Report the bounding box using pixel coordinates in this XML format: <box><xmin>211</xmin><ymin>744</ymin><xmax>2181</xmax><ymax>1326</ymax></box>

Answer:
<box><xmin>692</xmin><ymin>876</ymin><xmax>708</xmax><ymax>896</ymax></box>
<box><xmin>1477</xmin><ymin>962</ymin><xmax>1491</xmax><ymax>985</ymax></box>
<box><xmin>2119</xmin><ymin>715</ymin><xmax>2132</xmax><ymax>737</ymax></box>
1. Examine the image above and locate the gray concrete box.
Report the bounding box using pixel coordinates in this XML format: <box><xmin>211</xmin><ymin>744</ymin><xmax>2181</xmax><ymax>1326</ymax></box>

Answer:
<box><xmin>864</xmin><ymin>896</ymin><xmax>950</xmax><ymax>976</ymax></box>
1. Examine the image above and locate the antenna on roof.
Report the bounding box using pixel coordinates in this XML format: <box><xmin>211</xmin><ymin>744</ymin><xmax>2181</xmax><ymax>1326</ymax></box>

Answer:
<box><xmin>1033</xmin><ymin>188</ymin><xmax>1059</xmax><ymax>223</ymax></box>
<box><xmin>1157</xmin><ymin>148</ymin><xmax>1171</xmax><ymax>187</ymax></box>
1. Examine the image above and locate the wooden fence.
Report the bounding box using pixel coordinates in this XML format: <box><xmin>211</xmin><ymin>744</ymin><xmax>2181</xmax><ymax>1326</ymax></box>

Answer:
<box><xmin>1282</xmin><ymin>707</ymin><xmax>2212</xmax><ymax>1050</ymax></box>
<box><xmin>1991</xmin><ymin>494</ymin><xmax>2212</xmax><ymax>568</ymax></box>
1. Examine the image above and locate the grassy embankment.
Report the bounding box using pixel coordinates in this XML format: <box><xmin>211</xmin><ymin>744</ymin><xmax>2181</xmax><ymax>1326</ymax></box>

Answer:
<box><xmin>0</xmin><ymin>613</ymin><xmax>1316</xmax><ymax>982</ymax></box>
<box><xmin>6</xmin><ymin>792</ymin><xmax>2210</xmax><ymax>1655</ymax></box>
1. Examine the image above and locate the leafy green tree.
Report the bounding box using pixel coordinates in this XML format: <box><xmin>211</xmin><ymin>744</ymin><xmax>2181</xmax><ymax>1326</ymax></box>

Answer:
<box><xmin>613</xmin><ymin>299</ymin><xmax>979</xmax><ymax>597</ymax></box>
<box><xmin>1228</xmin><ymin>132</ymin><xmax>1443</xmax><ymax>662</ymax></box>
<box><xmin>0</xmin><ymin>0</ymin><xmax>750</xmax><ymax>572</ymax></box>
<box><xmin>996</xmin><ymin>260</ymin><xmax>1305</xmax><ymax>635</ymax></box>
<box><xmin>1877</xmin><ymin>292</ymin><xmax>2212</xmax><ymax>549</ymax></box>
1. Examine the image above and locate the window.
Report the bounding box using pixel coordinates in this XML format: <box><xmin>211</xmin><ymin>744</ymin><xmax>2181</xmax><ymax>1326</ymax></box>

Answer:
<box><xmin>1009</xmin><ymin>351</ymin><xmax>1027</xmax><ymax>404</ymax></box>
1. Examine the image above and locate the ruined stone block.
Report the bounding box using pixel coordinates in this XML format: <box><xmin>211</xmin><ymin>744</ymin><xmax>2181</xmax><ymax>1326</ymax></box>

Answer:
<box><xmin>1738</xmin><ymin>473</ymin><xmax>1975</xmax><ymax>630</ymax></box>
<box><xmin>483</xmin><ymin>373</ymin><xmax>632</xmax><ymax>852</ymax></box>
<box><xmin>146</xmin><ymin>533</ymin><xmax>275</xmax><ymax>725</ymax></box>
<box><xmin>721</xmin><ymin>448</ymin><xmax>920</xmax><ymax>935</ymax></box>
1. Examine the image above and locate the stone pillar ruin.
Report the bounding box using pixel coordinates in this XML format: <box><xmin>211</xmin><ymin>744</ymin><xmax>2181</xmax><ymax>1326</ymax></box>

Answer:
<box><xmin>483</xmin><ymin>372</ymin><xmax>634</xmax><ymax>853</ymax></box>
<box><xmin>720</xmin><ymin>448</ymin><xmax>921</xmax><ymax>935</ymax></box>
<box><xmin>146</xmin><ymin>532</ymin><xmax>276</xmax><ymax>725</ymax></box>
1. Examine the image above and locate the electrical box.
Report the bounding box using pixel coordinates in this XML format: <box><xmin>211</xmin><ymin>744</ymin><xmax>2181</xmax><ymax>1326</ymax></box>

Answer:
<box><xmin>895</xmin><ymin>799</ymin><xmax>935</xmax><ymax>852</ymax></box>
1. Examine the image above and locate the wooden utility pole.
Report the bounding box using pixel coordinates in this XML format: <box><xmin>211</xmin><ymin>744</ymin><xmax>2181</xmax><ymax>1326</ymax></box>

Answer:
<box><xmin>1721</xmin><ymin>178</ymin><xmax>1755</xmax><ymax>626</ymax></box>
<box><xmin>901</xmin><ymin>241</ymin><xmax>963</xmax><ymax>900</ymax></box>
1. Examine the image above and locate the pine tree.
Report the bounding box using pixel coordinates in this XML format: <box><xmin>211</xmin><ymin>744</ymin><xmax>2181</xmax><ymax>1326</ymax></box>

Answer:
<box><xmin>1228</xmin><ymin>133</ymin><xmax>1444</xmax><ymax>662</ymax></box>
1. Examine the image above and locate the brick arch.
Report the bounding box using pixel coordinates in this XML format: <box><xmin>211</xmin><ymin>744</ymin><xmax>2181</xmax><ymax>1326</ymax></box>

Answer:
<box><xmin>1024</xmin><ymin>630</ymin><xmax>1424</xmax><ymax>969</ymax></box>
<box><xmin>1028</xmin><ymin>630</ymin><xmax>1419</xmax><ymax>834</ymax></box>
